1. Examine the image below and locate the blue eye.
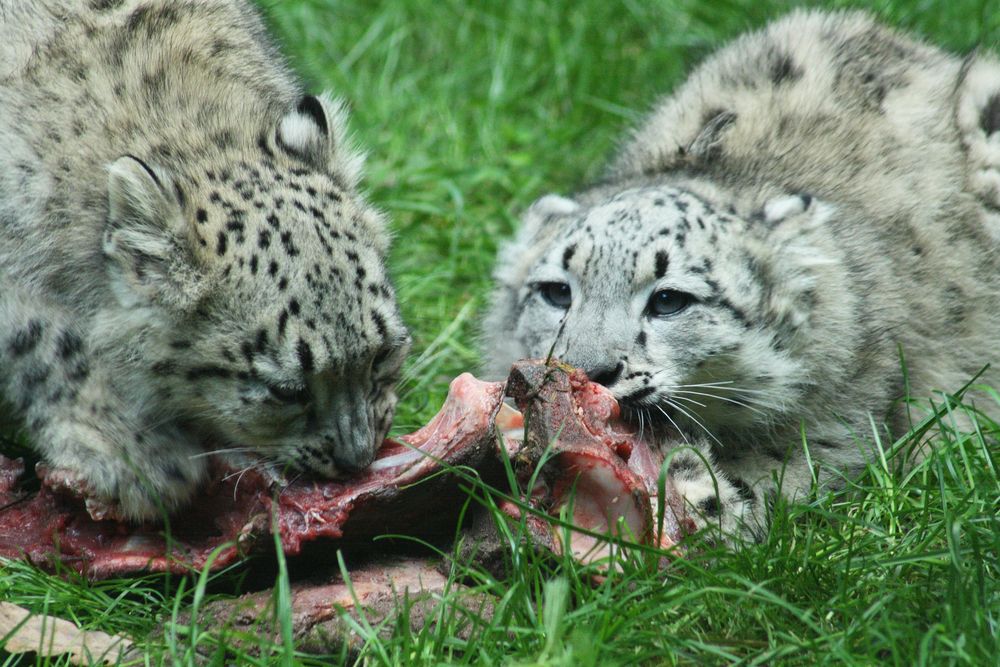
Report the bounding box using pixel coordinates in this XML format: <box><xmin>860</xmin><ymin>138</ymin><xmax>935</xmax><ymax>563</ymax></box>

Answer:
<box><xmin>538</xmin><ymin>282</ymin><xmax>572</xmax><ymax>309</ymax></box>
<box><xmin>647</xmin><ymin>289</ymin><xmax>693</xmax><ymax>316</ymax></box>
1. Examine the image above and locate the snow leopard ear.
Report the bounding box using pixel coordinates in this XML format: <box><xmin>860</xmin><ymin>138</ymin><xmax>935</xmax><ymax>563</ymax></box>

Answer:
<box><xmin>277</xmin><ymin>93</ymin><xmax>365</xmax><ymax>187</ymax></box>
<box><xmin>491</xmin><ymin>194</ymin><xmax>580</xmax><ymax>291</ymax></box>
<box><xmin>956</xmin><ymin>54</ymin><xmax>1000</xmax><ymax>219</ymax></box>
<box><xmin>105</xmin><ymin>156</ymin><xmax>203</xmax><ymax>310</ymax></box>
<box><xmin>516</xmin><ymin>194</ymin><xmax>580</xmax><ymax>244</ymax></box>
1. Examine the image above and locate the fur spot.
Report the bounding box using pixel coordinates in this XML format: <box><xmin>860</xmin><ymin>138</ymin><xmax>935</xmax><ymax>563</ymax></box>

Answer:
<box><xmin>769</xmin><ymin>51</ymin><xmax>801</xmax><ymax>85</ymax></box>
<box><xmin>623</xmin><ymin>386</ymin><xmax>655</xmax><ymax>403</ymax></box>
<box><xmin>981</xmin><ymin>93</ymin><xmax>1000</xmax><ymax>136</ymax></box>
<box><xmin>186</xmin><ymin>366</ymin><xmax>231</xmax><ymax>380</ymax></box>
<box><xmin>562</xmin><ymin>244</ymin><xmax>577</xmax><ymax>269</ymax></box>
<box><xmin>296</xmin><ymin>338</ymin><xmax>314</xmax><ymax>372</ymax></box>
<box><xmin>55</xmin><ymin>330</ymin><xmax>84</xmax><ymax>359</ymax></box>
<box><xmin>655</xmin><ymin>250</ymin><xmax>669</xmax><ymax>278</ymax></box>
<box><xmin>668</xmin><ymin>455</ymin><xmax>700</xmax><ymax>478</ymax></box>
<box><xmin>731</xmin><ymin>478</ymin><xmax>757</xmax><ymax>506</ymax></box>
<box><xmin>697</xmin><ymin>494</ymin><xmax>721</xmax><ymax>517</ymax></box>
<box><xmin>9</xmin><ymin>320</ymin><xmax>44</xmax><ymax>356</ymax></box>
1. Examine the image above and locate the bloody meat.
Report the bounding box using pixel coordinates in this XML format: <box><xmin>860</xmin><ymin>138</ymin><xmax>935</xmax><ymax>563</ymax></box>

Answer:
<box><xmin>0</xmin><ymin>361</ymin><xmax>690</xmax><ymax>578</ymax></box>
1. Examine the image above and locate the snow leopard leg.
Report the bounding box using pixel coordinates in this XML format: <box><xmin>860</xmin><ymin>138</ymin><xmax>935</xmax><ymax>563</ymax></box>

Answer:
<box><xmin>661</xmin><ymin>437</ymin><xmax>765</xmax><ymax>544</ymax></box>
<box><xmin>0</xmin><ymin>287</ymin><xmax>206</xmax><ymax>521</ymax></box>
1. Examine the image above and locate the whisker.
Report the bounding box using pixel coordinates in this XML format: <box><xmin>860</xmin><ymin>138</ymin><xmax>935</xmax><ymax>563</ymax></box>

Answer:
<box><xmin>664</xmin><ymin>398</ymin><xmax>723</xmax><ymax>449</ymax></box>
<box><xmin>652</xmin><ymin>403</ymin><xmax>689</xmax><ymax>444</ymax></box>
<box><xmin>189</xmin><ymin>446</ymin><xmax>256</xmax><ymax>460</ymax></box>
<box><xmin>678</xmin><ymin>382</ymin><xmax>773</xmax><ymax>396</ymax></box>
<box><xmin>670</xmin><ymin>388</ymin><xmax>768</xmax><ymax>416</ymax></box>
<box><xmin>666</xmin><ymin>393</ymin><xmax>707</xmax><ymax>409</ymax></box>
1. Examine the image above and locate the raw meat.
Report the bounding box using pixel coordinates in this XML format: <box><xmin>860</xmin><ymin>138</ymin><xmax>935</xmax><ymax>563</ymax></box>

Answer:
<box><xmin>500</xmin><ymin>360</ymin><xmax>694</xmax><ymax>563</ymax></box>
<box><xmin>0</xmin><ymin>374</ymin><xmax>505</xmax><ymax>578</ymax></box>
<box><xmin>187</xmin><ymin>557</ymin><xmax>492</xmax><ymax>656</ymax></box>
<box><xmin>0</xmin><ymin>360</ymin><xmax>690</xmax><ymax>579</ymax></box>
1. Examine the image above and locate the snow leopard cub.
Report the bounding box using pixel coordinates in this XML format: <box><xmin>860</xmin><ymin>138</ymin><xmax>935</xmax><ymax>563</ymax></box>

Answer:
<box><xmin>0</xmin><ymin>0</ymin><xmax>410</xmax><ymax>520</ymax></box>
<box><xmin>484</xmin><ymin>10</ymin><xmax>1000</xmax><ymax>541</ymax></box>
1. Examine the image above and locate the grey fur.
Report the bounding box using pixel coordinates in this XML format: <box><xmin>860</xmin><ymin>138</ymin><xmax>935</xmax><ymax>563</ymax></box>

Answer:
<box><xmin>483</xmin><ymin>10</ymin><xmax>1000</xmax><ymax>540</ymax></box>
<box><xmin>0</xmin><ymin>0</ymin><xmax>410</xmax><ymax>520</ymax></box>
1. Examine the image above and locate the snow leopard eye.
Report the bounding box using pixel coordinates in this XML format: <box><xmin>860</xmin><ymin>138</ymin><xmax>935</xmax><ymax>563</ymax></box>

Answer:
<box><xmin>647</xmin><ymin>289</ymin><xmax>693</xmax><ymax>317</ymax></box>
<box><xmin>537</xmin><ymin>282</ymin><xmax>572</xmax><ymax>309</ymax></box>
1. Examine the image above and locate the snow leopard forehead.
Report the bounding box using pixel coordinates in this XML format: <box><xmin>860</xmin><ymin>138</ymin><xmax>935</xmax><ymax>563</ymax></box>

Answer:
<box><xmin>533</xmin><ymin>186</ymin><xmax>744</xmax><ymax>295</ymax></box>
<box><xmin>163</xmin><ymin>151</ymin><xmax>403</xmax><ymax>385</ymax></box>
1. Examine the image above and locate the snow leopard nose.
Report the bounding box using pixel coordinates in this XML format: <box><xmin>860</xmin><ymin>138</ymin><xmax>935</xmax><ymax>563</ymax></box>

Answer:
<box><xmin>584</xmin><ymin>361</ymin><xmax>624</xmax><ymax>387</ymax></box>
<box><xmin>332</xmin><ymin>446</ymin><xmax>374</xmax><ymax>474</ymax></box>
<box><xmin>322</xmin><ymin>388</ymin><xmax>378</xmax><ymax>474</ymax></box>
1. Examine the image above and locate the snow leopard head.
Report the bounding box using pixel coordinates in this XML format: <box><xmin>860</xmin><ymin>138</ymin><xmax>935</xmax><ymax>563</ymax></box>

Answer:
<box><xmin>483</xmin><ymin>184</ymin><xmax>840</xmax><ymax>439</ymax></box>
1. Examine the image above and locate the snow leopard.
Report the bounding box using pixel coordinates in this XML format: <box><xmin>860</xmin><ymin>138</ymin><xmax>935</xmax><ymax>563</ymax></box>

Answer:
<box><xmin>0</xmin><ymin>0</ymin><xmax>410</xmax><ymax>521</ymax></box>
<box><xmin>483</xmin><ymin>9</ymin><xmax>1000</xmax><ymax>541</ymax></box>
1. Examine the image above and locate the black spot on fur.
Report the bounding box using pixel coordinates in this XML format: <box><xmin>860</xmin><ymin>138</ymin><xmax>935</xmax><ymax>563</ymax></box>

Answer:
<box><xmin>562</xmin><ymin>244</ymin><xmax>577</xmax><ymax>269</ymax></box>
<box><xmin>636</xmin><ymin>331</ymin><xmax>646</xmax><ymax>346</ymax></box>
<box><xmin>694</xmin><ymin>493</ymin><xmax>718</xmax><ymax>517</ymax></box>
<box><xmin>278</xmin><ymin>310</ymin><xmax>289</xmax><ymax>336</ymax></box>
<box><xmin>981</xmin><ymin>93</ymin><xmax>1000</xmax><ymax>136</ymax></box>
<box><xmin>164</xmin><ymin>464</ymin><xmax>187</xmax><ymax>484</ymax></box>
<box><xmin>770</xmin><ymin>51</ymin><xmax>801</xmax><ymax>85</ymax></box>
<box><xmin>216</xmin><ymin>231</ymin><xmax>227</xmax><ymax>256</ymax></box>
<box><xmin>296</xmin><ymin>338</ymin><xmax>314</xmax><ymax>372</ymax></box>
<box><xmin>67</xmin><ymin>360</ymin><xmax>90</xmax><ymax>383</ymax></box>
<box><xmin>623</xmin><ymin>386</ymin><xmax>655</xmax><ymax>403</ymax></box>
<box><xmin>668</xmin><ymin>455</ymin><xmax>700</xmax><ymax>477</ymax></box>
<box><xmin>655</xmin><ymin>251</ymin><xmax>669</xmax><ymax>278</ymax></box>
<box><xmin>372</xmin><ymin>312</ymin><xmax>388</xmax><ymax>339</ymax></box>
<box><xmin>257</xmin><ymin>133</ymin><xmax>275</xmax><ymax>159</ymax></box>
<box><xmin>731</xmin><ymin>478</ymin><xmax>757</xmax><ymax>506</ymax></box>
<box><xmin>55</xmin><ymin>331</ymin><xmax>83</xmax><ymax>359</ymax></box>
<box><xmin>297</xmin><ymin>95</ymin><xmax>329</xmax><ymax>136</ymax></box>
<box><xmin>289</xmin><ymin>298</ymin><xmax>301</xmax><ymax>316</ymax></box>
<box><xmin>186</xmin><ymin>366</ymin><xmax>231</xmax><ymax>380</ymax></box>
<box><xmin>196</xmin><ymin>208</ymin><xmax>208</xmax><ymax>224</ymax></box>
<box><xmin>9</xmin><ymin>320</ymin><xmax>44</xmax><ymax>356</ymax></box>
<box><xmin>280</xmin><ymin>231</ymin><xmax>299</xmax><ymax>256</ymax></box>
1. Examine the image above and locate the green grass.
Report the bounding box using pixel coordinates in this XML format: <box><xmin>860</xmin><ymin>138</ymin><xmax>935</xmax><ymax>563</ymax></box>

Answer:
<box><xmin>3</xmin><ymin>0</ymin><xmax>1000</xmax><ymax>664</ymax></box>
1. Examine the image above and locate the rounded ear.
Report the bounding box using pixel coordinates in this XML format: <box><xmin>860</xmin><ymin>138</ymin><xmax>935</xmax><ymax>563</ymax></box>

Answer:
<box><xmin>276</xmin><ymin>93</ymin><xmax>365</xmax><ymax>187</ymax></box>
<box><xmin>516</xmin><ymin>194</ymin><xmax>580</xmax><ymax>244</ymax></box>
<box><xmin>956</xmin><ymin>53</ymin><xmax>1000</xmax><ymax>215</ymax></box>
<box><xmin>104</xmin><ymin>156</ymin><xmax>202</xmax><ymax>309</ymax></box>
<box><xmin>491</xmin><ymin>193</ymin><xmax>580</xmax><ymax>290</ymax></box>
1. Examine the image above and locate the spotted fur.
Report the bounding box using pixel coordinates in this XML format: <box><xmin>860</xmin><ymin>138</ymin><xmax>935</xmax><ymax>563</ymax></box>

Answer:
<box><xmin>483</xmin><ymin>10</ymin><xmax>1000</xmax><ymax>541</ymax></box>
<box><xmin>0</xmin><ymin>0</ymin><xmax>410</xmax><ymax>520</ymax></box>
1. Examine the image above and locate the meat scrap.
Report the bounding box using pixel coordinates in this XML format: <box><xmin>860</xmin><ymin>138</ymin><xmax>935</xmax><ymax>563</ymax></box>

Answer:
<box><xmin>0</xmin><ymin>374</ymin><xmax>505</xmax><ymax>578</ymax></box>
<box><xmin>498</xmin><ymin>360</ymin><xmax>694</xmax><ymax>564</ymax></box>
<box><xmin>185</xmin><ymin>557</ymin><xmax>493</xmax><ymax>657</ymax></box>
<box><xmin>0</xmin><ymin>360</ymin><xmax>690</xmax><ymax>580</ymax></box>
